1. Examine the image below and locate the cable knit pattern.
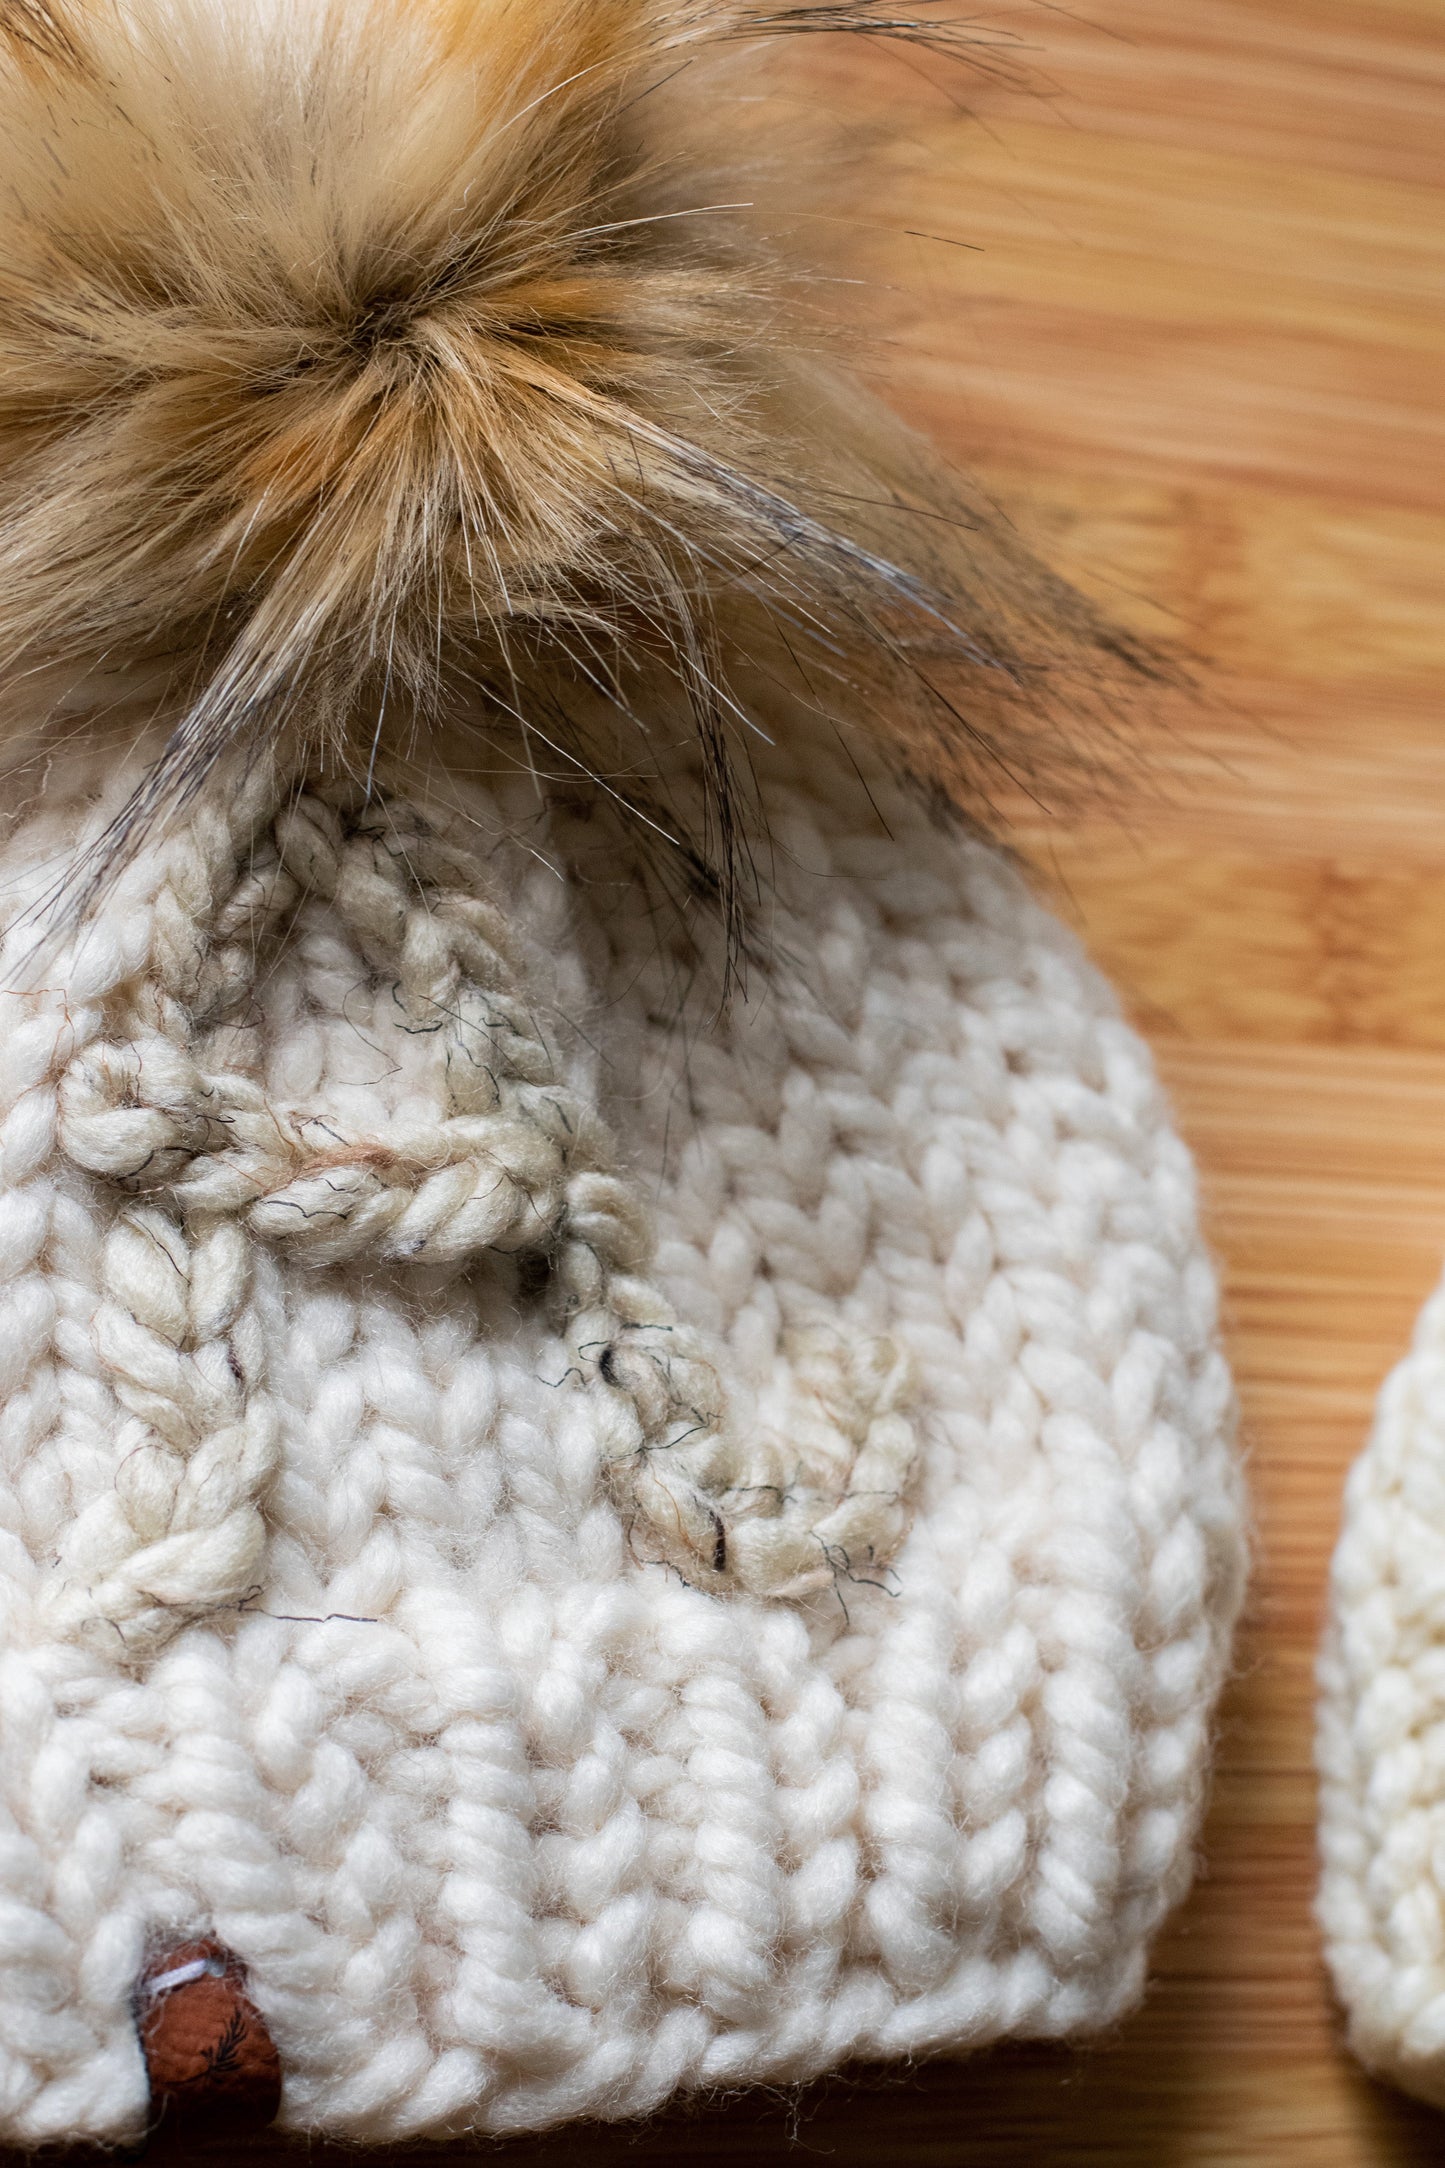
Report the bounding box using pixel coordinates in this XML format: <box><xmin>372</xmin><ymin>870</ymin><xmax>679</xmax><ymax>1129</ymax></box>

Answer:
<box><xmin>0</xmin><ymin>723</ymin><xmax>1245</xmax><ymax>2145</ymax></box>
<box><xmin>1318</xmin><ymin>1273</ymin><xmax>1445</xmax><ymax>2105</ymax></box>
<box><xmin>46</xmin><ymin>779</ymin><xmax>918</xmax><ymax>1644</ymax></box>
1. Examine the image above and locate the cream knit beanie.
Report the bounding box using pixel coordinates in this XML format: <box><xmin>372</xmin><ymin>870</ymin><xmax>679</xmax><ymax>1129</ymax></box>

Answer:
<box><xmin>1319</xmin><ymin>1279</ymin><xmax>1445</xmax><ymax>2104</ymax></box>
<box><xmin>0</xmin><ymin>0</ymin><xmax>1248</xmax><ymax>2144</ymax></box>
<box><xmin>0</xmin><ymin>717</ymin><xmax>1248</xmax><ymax>2144</ymax></box>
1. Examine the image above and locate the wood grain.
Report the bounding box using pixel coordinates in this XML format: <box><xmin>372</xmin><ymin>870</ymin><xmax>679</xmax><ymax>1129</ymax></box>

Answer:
<box><xmin>25</xmin><ymin>4</ymin><xmax>1445</xmax><ymax>2162</ymax></box>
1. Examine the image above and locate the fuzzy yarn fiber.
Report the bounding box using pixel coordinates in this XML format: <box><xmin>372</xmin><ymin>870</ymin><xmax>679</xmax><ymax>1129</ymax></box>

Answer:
<box><xmin>0</xmin><ymin>724</ymin><xmax>1246</xmax><ymax>2145</ymax></box>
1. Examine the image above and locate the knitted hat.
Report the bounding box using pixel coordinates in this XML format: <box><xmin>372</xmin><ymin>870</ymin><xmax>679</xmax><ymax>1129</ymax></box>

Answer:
<box><xmin>0</xmin><ymin>718</ymin><xmax>1246</xmax><ymax>2143</ymax></box>
<box><xmin>1318</xmin><ymin>1280</ymin><xmax>1445</xmax><ymax>2104</ymax></box>
<box><xmin>0</xmin><ymin>0</ymin><xmax>1247</xmax><ymax>2145</ymax></box>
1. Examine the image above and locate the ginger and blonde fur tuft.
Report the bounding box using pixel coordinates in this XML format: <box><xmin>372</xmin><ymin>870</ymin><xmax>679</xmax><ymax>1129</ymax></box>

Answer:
<box><xmin>0</xmin><ymin>0</ymin><xmax>1164</xmax><ymax>942</ymax></box>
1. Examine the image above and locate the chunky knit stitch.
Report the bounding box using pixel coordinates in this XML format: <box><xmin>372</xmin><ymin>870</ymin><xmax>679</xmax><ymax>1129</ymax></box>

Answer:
<box><xmin>1318</xmin><ymin>1272</ymin><xmax>1445</xmax><ymax>2104</ymax></box>
<box><xmin>0</xmin><ymin>723</ymin><xmax>1245</xmax><ymax>2145</ymax></box>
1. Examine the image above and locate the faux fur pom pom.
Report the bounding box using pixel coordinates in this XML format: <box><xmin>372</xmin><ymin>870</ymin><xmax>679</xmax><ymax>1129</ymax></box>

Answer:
<box><xmin>0</xmin><ymin>0</ymin><xmax>1164</xmax><ymax>945</ymax></box>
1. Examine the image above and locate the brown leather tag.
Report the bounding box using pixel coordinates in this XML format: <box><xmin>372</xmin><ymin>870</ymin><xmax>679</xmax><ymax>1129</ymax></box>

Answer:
<box><xmin>138</xmin><ymin>1938</ymin><xmax>281</xmax><ymax>2128</ymax></box>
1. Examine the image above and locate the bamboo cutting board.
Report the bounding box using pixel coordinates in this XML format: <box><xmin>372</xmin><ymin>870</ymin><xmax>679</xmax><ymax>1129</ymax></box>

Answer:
<box><xmin>45</xmin><ymin>3</ymin><xmax>1445</xmax><ymax>2162</ymax></box>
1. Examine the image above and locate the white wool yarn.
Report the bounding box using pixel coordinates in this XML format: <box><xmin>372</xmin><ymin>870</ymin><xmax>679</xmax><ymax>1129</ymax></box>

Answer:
<box><xmin>1319</xmin><ymin>1273</ymin><xmax>1445</xmax><ymax>2105</ymax></box>
<box><xmin>0</xmin><ymin>723</ymin><xmax>1245</xmax><ymax>2146</ymax></box>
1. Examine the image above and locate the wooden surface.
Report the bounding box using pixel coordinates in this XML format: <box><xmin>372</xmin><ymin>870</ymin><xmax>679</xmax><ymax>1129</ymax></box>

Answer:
<box><xmin>37</xmin><ymin>5</ymin><xmax>1445</xmax><ymax>2162</ymax></box>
